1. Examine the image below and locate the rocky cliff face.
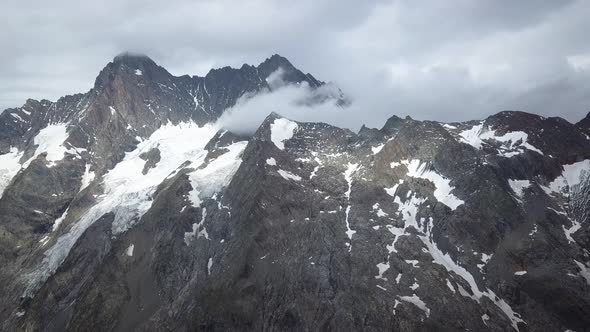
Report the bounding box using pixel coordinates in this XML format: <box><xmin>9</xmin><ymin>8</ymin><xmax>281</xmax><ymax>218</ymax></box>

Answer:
<box><xmin>0</xmin><ymin>54</ymin><xmax>589</xmax><ymax>332</ymax></box>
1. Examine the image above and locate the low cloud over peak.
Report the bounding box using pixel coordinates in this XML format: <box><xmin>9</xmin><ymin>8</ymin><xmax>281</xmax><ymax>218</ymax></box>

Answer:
<box><xmin>1</xmin><ymin>0</ymin><xmax>589</xmax><ymax>125</ymax></box>
<box><xmin>218</xmin><ymin>68</ymin><xmax>348</xmax><ymax>134</ymax></box>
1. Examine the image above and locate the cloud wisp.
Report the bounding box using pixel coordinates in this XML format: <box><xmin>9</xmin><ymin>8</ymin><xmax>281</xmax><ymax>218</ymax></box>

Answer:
<box><xmin>218</xmin><ymin>68</ymin><xmax>351</xmax><ymax>134</ymax></box>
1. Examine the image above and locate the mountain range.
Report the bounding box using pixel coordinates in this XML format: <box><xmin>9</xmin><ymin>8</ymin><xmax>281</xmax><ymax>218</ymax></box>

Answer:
<box><xmin>1</xmin><ymin>53</ymin><xmax>590</xmax><ymax>331</ymax></box>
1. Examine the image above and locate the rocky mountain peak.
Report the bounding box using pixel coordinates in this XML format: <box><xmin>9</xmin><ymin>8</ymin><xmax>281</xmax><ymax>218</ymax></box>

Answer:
<box><xmin>112</xmin><ymin>52</ymin><xmax>155</xmax><ymax>65</ymax></box>
<box><xmin>381</xmin><ymin>114</ymin><xmax>405</xmax><ymax>136</ymax></box>
<box><xmin>260</xmin><ymin>53</ymin><xmax>294</xmax><ymax>69</ymax></box>
<box><xmin>93</xmin><ymin>52</ymin><xmax>170</xmax><ymax>91</ymax></box>
<box><xmin>257</xmin><ymin>54</ymin><xmax>322</xmax><ymax>88</ymax></box>
<box><xmin>577</xmin><ymin>111</ymin><xmax>590</xmax><ymax>131</ymax></box>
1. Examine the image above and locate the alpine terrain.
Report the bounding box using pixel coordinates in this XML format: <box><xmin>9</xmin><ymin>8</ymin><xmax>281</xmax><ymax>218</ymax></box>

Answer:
<box><xmin>0</xmin><ymin>53</ymin><xmax>589</xmax><ymax>332</ymax></box>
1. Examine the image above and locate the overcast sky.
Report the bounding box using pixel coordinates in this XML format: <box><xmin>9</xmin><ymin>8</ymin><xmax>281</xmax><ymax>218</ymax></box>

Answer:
<box><xmin>2</xmin><ymin>0</ymin><xmax>589</xmax><ymax>128</ymax></box>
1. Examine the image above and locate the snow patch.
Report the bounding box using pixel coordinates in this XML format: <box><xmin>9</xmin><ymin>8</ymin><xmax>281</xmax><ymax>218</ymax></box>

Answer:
<box><xmin>545</xmin><ymin>160</ymin><xmax>590</xmax><ymax>195</ymax></box>
<box><xmin>529</xmin><ymin>224</ymin><xmax>538</xmax><ymax>237</ymax></box>
<box><xmin>564</xmin><ymin>221</ymin><xmax>581</xmax><ymax>244</ymax></box>
<box><xmin>126</xmin><ymin>244</ymin><xmax>134</xmax><ymax>256</ymax></box>
<box><xmin>188</xmin><ymin>140</ymin><xmax>247</xmax><ymax>206</ymax></box>
<box><xmin>24</xmin><ymin>124</ymin><xmax>72</xmax><ymax>168</ymax></box>
<box><xmin>135</xmin><ymin>69</ymin><xmax>142</xmax><ymax>75</ymax></box>
<box><xmin>51</xmin><ymin>208</ymin><xmax>69</xmax><ymax>232</ymax></box>
<box><xmin>39</xmin><ymin>235</ymin><xmax>50</xmax><ymax>246</ymax></box>
<box><xmin>0</xmin><ymin>147</ymin><xmax>24</xmax><ymax>198</ymax></box>
<box><xmin>309</xmin><ymin>156</ymin><xmax>322</xmax><ymax>179</ymax></box>
<box><xmin>11</xmin><ymin>113</ymin><xmax>25</xmax><ymax>122</ymax></box>
<box><xmin>446</xmin><ymin>279</ymin><xmax>456</xmax><ymax>293</ymax></box>
<box><xmin>508</xmin><ymin>179</ymin><xmax>531</xmax><ymax>198</ymax></box>
<box><xmin>270</xmin><ymin>118</ymin><xmax>297</xmax><ymax>150</ymax></box>
<box><xmin>185</xmin><ymin>208</ymin><xmax>208</xmax><ymax>245</ymax></box>
<box><xmin>547</xmin><ymin>207</ymin><xmax>581</xmax><ymax>244</ymax></box>
<box><xmin>278</xmin><ymin>169</ymin><xmax>302</xmax><ymax>181</ymax></box>
<box><xmin>343</xmin><ymin>163</ymin><xmax>360</xmax><ymax>249</ymax></box>
<box><xmin>458</xmin><ymin>123</ymin><xmax>543</xmax><ymax>156</ymax></box>
<box><xmin>404</xmin><ymin>160</ymin><xmax>464</xmax><ymax>210</ymax></box>
<box><xmin>371</xmin><ymin>144</ymin><xmax>384</xmax><ymax>154</ymax></box>
<box><xmin>385</xmin><ymin>180</ymin><xmax>403</xmax><ymax>197</ymax></box>
<box><xmin>574</xmin><ymin>260</ymin><xmax>590</xmax><ymax>285</ymax></box>
<box><xmin>442</xmin><ymin>123</ymin><xmax>457</xmax><ymax>130</ymax></box>
<box><xmin>383</xmin><ymin>226</ymin><xmax>403</xmax><ymax>254</ymax></box>
<box><xmin>398</xmin><ymin>294</ymin><xmax>430</xmax><ymax>318</ymax></box>
<box><xmin>375</xmin><ymin>261</ymin><xmax>389</xmax><ymax>281</ymax></box>
<box><xmin>384</xmin><ymin>193</ymin><xmax>426</xmax><ymax>254</ymax></box>
<box><xmin>372</xmin><ymin>203</ymin><xmax>388</xmax><ymax>217</ymax></box>
<box><xmin>458</xmin><ymin>123</ymin><xmax>486</xmax><ymax>148</ymax></box>
<box><xmin>266</xmin><ymin>157</ymin><xmax>276</xmax><ymax>166</ymax></box>
<box><xmin>490</xmin><ymin>130</ymin><xmax>543</xmax><ymax>156</ymax></box>
<box><xmin>79</xmin><ymin>164</ymin><xmax>95</xmax><ymax>192</ymax></box>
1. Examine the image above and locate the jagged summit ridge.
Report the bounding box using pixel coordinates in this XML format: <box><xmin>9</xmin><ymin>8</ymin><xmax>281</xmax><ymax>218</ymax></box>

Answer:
<box><xmin>0</xmin><ymin>52</ymin><xmax>335</xmax><ymax>169</ymax></box>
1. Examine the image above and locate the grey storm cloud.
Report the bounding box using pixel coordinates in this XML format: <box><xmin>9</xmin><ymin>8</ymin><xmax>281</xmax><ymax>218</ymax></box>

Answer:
<box><xmin>1</xmin><ymin>0</ymin><xmax>590</xmax><ymax>129</ymax></box>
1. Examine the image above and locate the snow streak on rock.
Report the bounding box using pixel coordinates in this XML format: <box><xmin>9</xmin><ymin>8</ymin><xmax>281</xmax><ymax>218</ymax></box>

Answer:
<box><xmin>79</xmin><ymin>164</ymin><xmax>95</xmax><ymax>192</ymax></box>
<box><xmin>419</xmin><ymin>215</ymin><xmax>525</xmax><ymax>330</ymax></box>
<box><xmin>309</xmin><ymin>155</ymin><xmax>322</xmax><ymax>180</ymax></box>
<box><xmin>278</xmin><ymin>169</ymin><xmax>302</xmax><ymax>181</ymax></box>
<box><xmin>343</xmin><ymin>163</ymin><xmax>360</xmax><ymax>251</ymax></box>
<box><xmin>386</xmin><ymin>178</ymin><xmax>524</xmax><ymax>330</ymax></box>
<box><xmin>185</xmin><ymin>208</ymin><xmax>208</xmax><ymax>245</ymax></box>
<box><xmin>51</xmin><ymin>208</ymin><xmax>69</xmax><ymax>233</ymax></box>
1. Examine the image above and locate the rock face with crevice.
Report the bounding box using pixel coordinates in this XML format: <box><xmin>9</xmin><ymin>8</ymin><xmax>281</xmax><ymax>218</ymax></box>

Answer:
<box><xmin>1</xmin><ymin>54</ymin><xmax>590</xmax><ymax>332</ymax></box>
